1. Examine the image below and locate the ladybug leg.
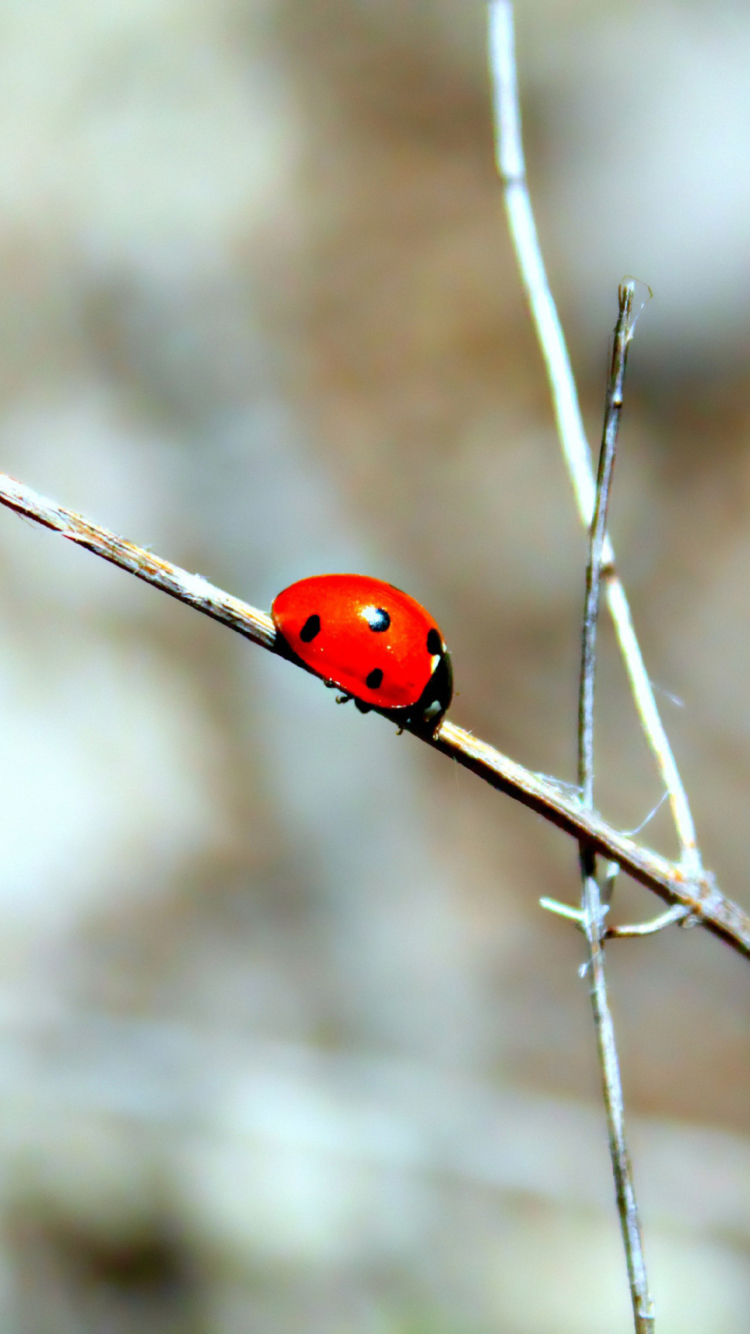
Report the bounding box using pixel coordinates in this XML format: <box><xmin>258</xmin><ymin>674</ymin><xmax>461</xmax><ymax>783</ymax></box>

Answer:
<box><xmin>354</xmin><ymin>699</ymin><xmax>372</xmax><ymax>714</ymax></box>
<box><xmin>336</xmin><ymin>693</ymin><xmax>352</xmax><ymax>706</ymax></box>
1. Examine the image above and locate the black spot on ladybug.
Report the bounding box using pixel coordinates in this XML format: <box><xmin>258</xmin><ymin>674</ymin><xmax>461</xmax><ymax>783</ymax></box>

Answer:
<box><xmin>362</xmin><ymin>606</ymin><xmax>391</xmax><ymax>633</ymax></box>
<box><xmin>366</xmin><ymin>667</ymin><xmax>384</xmax><ymax>689</ymax></box>
<box><xmin>426</xmin><ymin>628</ymin><xmax>442</xmax><ymax>655</ymax></box>
<box><xmin>300</xmin><ymin>614</ymin><xmax>321</xmax><ymax>642</ymax></box>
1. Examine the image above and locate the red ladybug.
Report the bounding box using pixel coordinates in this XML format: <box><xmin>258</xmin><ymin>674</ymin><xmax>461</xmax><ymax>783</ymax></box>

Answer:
<box><xmin>271</xmin><ymin>574</ymin><xmax>453</xmax><ymax>729</ymax></box>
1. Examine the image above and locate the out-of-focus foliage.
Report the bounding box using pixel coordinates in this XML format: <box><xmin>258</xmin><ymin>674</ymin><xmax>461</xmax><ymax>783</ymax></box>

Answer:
<box><xmin>0</xmin><ymin>1</ymin><xmax>746</xmax><ymax>1330</ymax></box>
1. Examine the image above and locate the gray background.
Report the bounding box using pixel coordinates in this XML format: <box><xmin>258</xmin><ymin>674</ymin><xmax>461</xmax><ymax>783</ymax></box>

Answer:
<box><xmin>0</xmin><ymin>1</ymin><xmax>746</xmax><ymax>1330</ymax></box>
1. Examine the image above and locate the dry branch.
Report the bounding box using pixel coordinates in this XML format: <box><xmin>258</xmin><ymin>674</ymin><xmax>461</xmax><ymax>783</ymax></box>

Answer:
<box><xmin>577</xmin><ymin>281</ymin><xmax>654</xmax><ymax>1334</ymax></box>
<box><xmin>0</xmin><ymin>470</ymin><xmax>747</xmax><ymax>960</ymax></box>
<box><xmin>487</xmin><ymin>0</ymin><xmax>702</xmax><ymax>879</ymax></box>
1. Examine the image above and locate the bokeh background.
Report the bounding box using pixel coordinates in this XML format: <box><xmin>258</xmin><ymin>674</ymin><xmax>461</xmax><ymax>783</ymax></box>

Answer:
<box><xmin>0</xmin><ymin>1</ymin><xmax>747</xmax><ymax>1330</ymax></box>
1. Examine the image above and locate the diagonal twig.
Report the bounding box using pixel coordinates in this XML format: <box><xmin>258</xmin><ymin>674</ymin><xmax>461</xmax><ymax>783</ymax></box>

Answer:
<box><xmin>0</xmin><ymin>470</ymin><xmax>747</xmax><ymax>959</ymax></box>
<box><xmin>578</xmin><ymin>281</ymin><xmax>654</xmax><ymax>1334</ymax></box>
<box><xmin>487</xmin><ymin>0</ymin><xmax>702</xmax><ymax>879</ymax></box>
<box><xmin>607</xmin><ymin>904</ymin><xmax>691</xmax><ymax>939</ymax></box>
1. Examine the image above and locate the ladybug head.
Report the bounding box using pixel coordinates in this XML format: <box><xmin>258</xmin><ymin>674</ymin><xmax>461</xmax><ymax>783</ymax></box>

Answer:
<box><xmin>409</xmin><ymin>648</ymin><xmax>453</xmax><ymax>730</ymax></box>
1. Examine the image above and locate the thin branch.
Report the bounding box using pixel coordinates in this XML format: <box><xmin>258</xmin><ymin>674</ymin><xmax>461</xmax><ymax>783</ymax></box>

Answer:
<box><xmin>0</xmin><ymin>470</ymin><xmax>747</xmax><ymax>959</ymax></box>
<box><xmin>431</xmin><ymin>721</ymin><xmax>745</xmax><ymax>952</ymax></box>
<box><xmin>578</xmin><ymin>282</ymin><xmax>654</xmax><ymax>1334</ymax></box>
<box><xmin>579</xmin><ymin>281</ymin><xmax>636</xmax><ymax>804</ymax></box>
<box><xmin>607</xmin><ymin>905</ymin><xmax>692</xmax><ymax>940</ymax></box>
<box><xmin>539</xmin><ymin>898</ymin><xmax>694</xmax><ymax>940</ymax></box>
<box><xmin>0</xmin><ymin>476</ymin><xmax>277</xmax><ymax>650</ymax></box>
<box><xmin>582</xmin><ymin>875</ymin><xmax>655</xmax><ymax>1333</ymax></box>
<box><xmin>487</xmin><ymin>0</ymin><xmax>702</xmax><ymax>879</ymax></box>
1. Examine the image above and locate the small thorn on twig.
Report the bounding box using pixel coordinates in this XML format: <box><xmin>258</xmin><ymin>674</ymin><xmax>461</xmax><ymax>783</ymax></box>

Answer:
<box><xmin>539</xmin><ymin>896</ymin><xmax>585</xmax><ymax>926</ymax></box>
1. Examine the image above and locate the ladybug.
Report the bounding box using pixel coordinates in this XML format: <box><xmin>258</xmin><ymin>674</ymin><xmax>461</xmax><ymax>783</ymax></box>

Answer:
<box><xmin>271</xmin><ymin>574</ymin><xmax>453</xmax><ymax>729</ymax></box>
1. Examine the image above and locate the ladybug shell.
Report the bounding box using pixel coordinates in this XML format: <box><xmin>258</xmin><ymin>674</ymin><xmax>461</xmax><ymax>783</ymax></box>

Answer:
<box><xmin>271</xmin><ymin>574</ymin><xmax>453</xmax><ymax>726</ymax></box>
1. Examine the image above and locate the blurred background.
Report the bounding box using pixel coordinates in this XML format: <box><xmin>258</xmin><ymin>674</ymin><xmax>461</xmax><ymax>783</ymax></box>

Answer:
<box><xmin>0</xmin><ymin>0</ymin><xmax>747</xmax><ymax>1330</ymax></box>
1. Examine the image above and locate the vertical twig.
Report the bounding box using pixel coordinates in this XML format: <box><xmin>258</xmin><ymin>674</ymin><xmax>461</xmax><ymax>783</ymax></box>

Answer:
<box><xmin>487</xmin><ymin>0</ymin><xmax>702</xmax><ymax>880</ymax></box>
<box><xmin>582</xmin><ymin>888</ymin><xmax>655</xmax><ymax>1334</ymax></box>
<box><xmin>579</xmin><ymin>283</ymin><xmax>635</xmax><ymax>806</ymax></box>
<box><xmin>487</xmin><ymin>9</ymin><xmax>665</xmax><ymax>1322</ymax></box>
<box><xmin>579</xmin><ymin>283</ymin><xmax>655</xmax><ymax>1334</ymax></box>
